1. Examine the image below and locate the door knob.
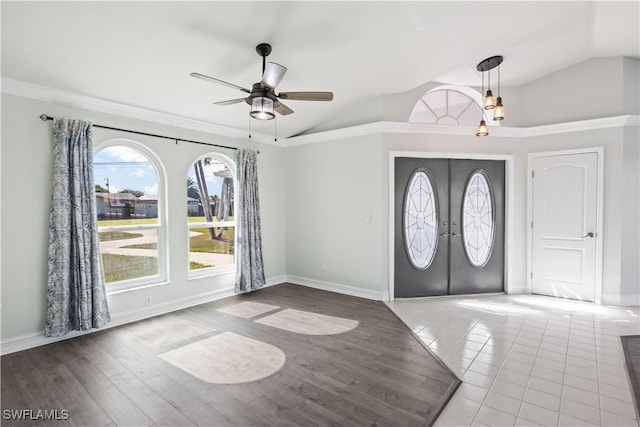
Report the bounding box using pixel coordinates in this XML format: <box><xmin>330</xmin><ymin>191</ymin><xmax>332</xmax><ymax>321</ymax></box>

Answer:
<box><xmin>582</xmin><ymin>232</ymin><xmax>595</xmax><ymax>238</ymax></box>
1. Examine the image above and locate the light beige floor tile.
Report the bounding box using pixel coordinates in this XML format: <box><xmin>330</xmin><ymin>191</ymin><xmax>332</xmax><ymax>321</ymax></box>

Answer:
<box><xmin>557</xmin><ymin>413</ymin><xmax>598</xmax><ymax>426</ymax></box>
<box><xmin>601</xmin><ymin>410</ymin><xmax>639</xmax><ymax>427</ymax></box>
<box><xmin>517</xmin><ymin>402</ymin><xmax>559</xmax><ymax>426</ymax></box>
<box><xmin>523</xmin><ymin>388</ymin><xmax>561</xmax><ymax>411</ymax></box>
<box><xmin>474</xmin><ymin>405</ymin><xmax>517</xmax><ymax>426</ymax></box>
<box><xmin>527</xmin><ymin>376</ymin><xmax>563</xmax><ymax>397</ymax></box>
<box><xmin>483</xmin><ymin>390</ymin><xmax>522</xmax><ymax>416</ymax></box>
<box><xmin>560</xmin><ymin>398</ymin><xmax>601</xmax><ymax>425</ymax></box>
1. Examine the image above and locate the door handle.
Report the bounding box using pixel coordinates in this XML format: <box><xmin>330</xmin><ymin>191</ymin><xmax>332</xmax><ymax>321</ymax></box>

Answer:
<box><xmin>440</xmin><ymin>232</ymin><xmax>449</xmax><ymax>237</ymax></box>
<box><xmin>451</xmin><ymin>231</ymin><xmax>460</xmax><ymax>238</ymax></box>
<box><xmin>582</xmin><ymin>232</ymin><xmax>595</xmax><ymax>238</ymax></box>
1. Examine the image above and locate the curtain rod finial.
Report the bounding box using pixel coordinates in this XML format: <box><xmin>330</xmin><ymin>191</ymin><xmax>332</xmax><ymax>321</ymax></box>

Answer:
<box><xmin>40</xmin><ymin>114</ymin><xmax>50</xmax><ymax>121</ymax></box>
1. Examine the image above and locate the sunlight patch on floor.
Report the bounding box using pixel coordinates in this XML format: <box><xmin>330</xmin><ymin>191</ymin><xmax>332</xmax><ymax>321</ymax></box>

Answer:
<box><xmin>128</xmin><ymin>317</ymin><xmax>213</xmax><ymax>349</ymax></box>
<box><xmin>159</xmin><ymin>332</ymin><xmax>286</xmax><ymax>384</ymax></box>
<box><xmin>216</xmin><ymin>301</ymin><xmax>280</xmax><ymax>318</ymax></box>
<box><xmin>255</xmin><ymin>308</ymin><xmax>359</xmax><ymax>335</ymax></box>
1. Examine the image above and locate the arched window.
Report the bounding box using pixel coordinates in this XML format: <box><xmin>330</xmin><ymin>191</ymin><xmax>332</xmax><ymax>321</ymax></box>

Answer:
<box><xmin>409</xmin><ymin>85</ymin><xmax>499</xmax><ymax>126</ymax></box>
<box><xmin>93</xmin><ymin>141</ymin><xmax>166</xmax><ymax>292</ymax></box>
<box><xmin>187</xmin><ymin>153</ymin><xmax>236</xmax><ymax>277</ymax></box>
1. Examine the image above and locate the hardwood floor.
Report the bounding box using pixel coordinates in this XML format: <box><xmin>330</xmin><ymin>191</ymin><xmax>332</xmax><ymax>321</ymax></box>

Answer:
<box><xmin>1</xmin><ymin>284</ymin><xmax>460</xmax><ymax>426</ymax></box>
<box><xmin>621</xmin><ymin>335</ymin><xmax>640</xmax><ymax>416</ymax></box>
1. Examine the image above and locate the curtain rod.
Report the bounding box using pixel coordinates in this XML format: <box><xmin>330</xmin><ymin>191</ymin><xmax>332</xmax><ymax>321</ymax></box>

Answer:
<box><xmin>39</xmin><ymin>114</ymin><xmax>251</xmax><ymax>152</ymax></box>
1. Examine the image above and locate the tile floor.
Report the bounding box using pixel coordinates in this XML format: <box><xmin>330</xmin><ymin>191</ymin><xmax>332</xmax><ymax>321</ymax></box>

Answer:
<box><xmin>387</xmin><ymin>294</ymin><xmax>640</xmax><ymax>427</ymax></box>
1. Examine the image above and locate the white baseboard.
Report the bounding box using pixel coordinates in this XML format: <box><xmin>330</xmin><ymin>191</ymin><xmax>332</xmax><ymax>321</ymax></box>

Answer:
<box><xmin>285</xmin><ymin>275</ymin><xmax>389</xmax><ymax>301</ymax></box>
<box><xmin>1</xmin><ymin>275</ymin><xmax>287</xmax><ymax>356</ymax></box>
<box><xmin>602</xmin><ymin>293</ymin><xmax>640</xmax><ymax>307</ymax></box>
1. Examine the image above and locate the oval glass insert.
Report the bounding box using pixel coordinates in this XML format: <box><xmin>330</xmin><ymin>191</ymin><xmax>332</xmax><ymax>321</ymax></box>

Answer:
<box><xmin>403</xmin><ymin>169</ymin><xmax>438</xmax><ymax>270</ymax></box>
<box><xmin>462</xmin><ymin>170</ymin><xmax>495</xmax><ymax>267</ymax></box>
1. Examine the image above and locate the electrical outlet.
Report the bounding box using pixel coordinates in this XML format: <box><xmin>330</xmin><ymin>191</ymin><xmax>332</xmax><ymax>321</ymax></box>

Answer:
<box><xmin>145</xmin><ymin>295</ymin><xmax>152</xmax><ymax>306</ymax></box>
<box><xmin>360</xmin><ymin>214</ymin><xmax>371</xmax><ymax>223</ymax></box>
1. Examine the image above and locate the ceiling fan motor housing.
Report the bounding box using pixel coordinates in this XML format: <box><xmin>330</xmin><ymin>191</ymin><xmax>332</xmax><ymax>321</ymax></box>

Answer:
<box><xmin>245</xmin><ymin>82</ymin><xmax>280</xmax><ymax>106</ymax></box>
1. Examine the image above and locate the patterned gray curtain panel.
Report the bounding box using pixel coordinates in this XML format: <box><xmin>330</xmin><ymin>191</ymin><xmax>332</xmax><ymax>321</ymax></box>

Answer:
<box><xmin>46</xmin><ymin>117</ymin><xmax>110</xmax><ymax>337</ymax></box>
<box><xmin>235</xmin><ymin>149</ymin><xmax>266</xmax><ymax>293</ymax></box>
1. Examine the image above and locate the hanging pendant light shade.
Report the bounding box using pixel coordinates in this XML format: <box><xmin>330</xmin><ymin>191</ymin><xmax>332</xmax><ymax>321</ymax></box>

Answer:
<box><xmin>476</xmin><ymin>120</ymin><xmax>489</xmax><ymax>137</ymax></box>
<box><xmin>250</xmin><ymin>96</ymin><xmax>275</xmax><ymax>120</ymax></box>
<box><xmin>493</xmin><ymin>97</ymin><xmax>505</xmax><ymax>121</ymax></box>
<box><xmin>475</xmin><ymin>55</ymin><xmax>505</xmax><ymax>135</ymax></box>
<box><xmin>483</xmin><ymin>89</ymin><xmax>497</xmax><ymax>110</ymax></box>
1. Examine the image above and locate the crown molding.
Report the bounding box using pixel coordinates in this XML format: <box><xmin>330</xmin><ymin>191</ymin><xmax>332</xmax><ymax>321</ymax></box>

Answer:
<box><xmin>3</xmin><ymin>78</ymin><xmax>637</xmax><ymax>147</ymax></box>
<box><xmin>282</xmin><ymin>115</ymin><xmax>639</xmax><ymax>146</ymax></box>
<box><xmin>1</xmin><ymin>77</ymin><xmax>277</xmax><ymax>145</ymax></box>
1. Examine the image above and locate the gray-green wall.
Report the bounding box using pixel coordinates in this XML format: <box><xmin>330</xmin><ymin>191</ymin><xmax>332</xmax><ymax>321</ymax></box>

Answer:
<box><xmin>1</xmin><ymin>94</ymin><xmax>287</xmax><ymax>340</ymax></box>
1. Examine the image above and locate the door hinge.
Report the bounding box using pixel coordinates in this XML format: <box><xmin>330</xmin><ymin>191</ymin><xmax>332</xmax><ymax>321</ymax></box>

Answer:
<box><xmin>532</xmin><ymin>171</ymin><xmax>535</xmax><ymax>178</ymax></box>
<box><xmin>531</xmin><ymin>272</ymin><xmax>533</xmax><ymax>279</ymax></box>
<box><xmin>531</xmin><ymin>221</ymin><xmax>533</xmax><ymax>229</ymax></box>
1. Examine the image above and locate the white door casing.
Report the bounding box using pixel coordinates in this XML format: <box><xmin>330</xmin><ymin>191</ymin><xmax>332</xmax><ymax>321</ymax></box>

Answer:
<box><xmin>530</xmin><ymin>151</ymin><xmax>602</xmax><ymax>302</ymax></box>
<box><xmin>388</xmin><ymin>151</ymin><xmax>515</xmax><ymax>301</ymax></box>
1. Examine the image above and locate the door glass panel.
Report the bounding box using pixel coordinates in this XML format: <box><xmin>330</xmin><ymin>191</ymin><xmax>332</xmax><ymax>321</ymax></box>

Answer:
<box><xmin>403</xmin><ymin>169</ymin><xmax>438</xmax><ymax>269</ymax></box>
<box><xmin>462</xmin><ymin>170</ymin><xmax>495</xmax><ymax>267</ymax></box>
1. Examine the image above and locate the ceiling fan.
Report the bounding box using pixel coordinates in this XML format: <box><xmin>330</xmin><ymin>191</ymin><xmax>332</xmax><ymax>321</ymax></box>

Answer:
<box><xmin>191</xmin><ymin>43</ymin><xmax>333</xmax><ymax>120</ymax></box>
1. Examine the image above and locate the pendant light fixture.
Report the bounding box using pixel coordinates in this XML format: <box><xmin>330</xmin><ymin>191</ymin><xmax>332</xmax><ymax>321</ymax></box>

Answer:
<box><xmin>493</xmin><ymin>65</ymin><xmax>505</xmax><ymax>121</ymax></box>
<box><xmin>476</xmin><ymin>55</ymin><xmax>505</xmax><ymax>136</ymax></box>
<box><xmin>483</xmin><ymin>68</ymin><xmax>497</xmax><ymax>110</ymax></box>
<box><xmin>476</xmin><ymin>63</ymin><xmax>489</xmax><ymax>137</ymax></box>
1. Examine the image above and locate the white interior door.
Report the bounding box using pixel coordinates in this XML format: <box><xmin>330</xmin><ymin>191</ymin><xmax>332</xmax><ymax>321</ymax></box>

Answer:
<box><xmin>531</xmin><ymin>152</ymin><xmax>599</xmax><ymax>301</ymax></box>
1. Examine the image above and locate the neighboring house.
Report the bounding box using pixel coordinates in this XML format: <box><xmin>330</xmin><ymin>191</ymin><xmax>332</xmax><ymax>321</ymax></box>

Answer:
<box><xmin>95</xmin><ymin>192</ymin><xmax>139</xmax><ymax>219</ymax></box>
<box><xmin>187</xmin><ymin>196</ymin><xmax>200</xmax><ymax>216</ymax></box>
<box><xmin>138</xmin><ymin>194</ymin><xmax>158</xmax><ymax>218</ymax></box>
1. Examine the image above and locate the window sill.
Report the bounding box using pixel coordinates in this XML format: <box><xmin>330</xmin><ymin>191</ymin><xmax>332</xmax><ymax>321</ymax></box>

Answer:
<box><xmin>106</xmin><ymin>280</ymin><xmax>170</xmax><ymax>296</ymax></box>
<box><xmin>188</xmin><ymin>266</ymin><xmax>235</xmax><ymax>282</ymax></box>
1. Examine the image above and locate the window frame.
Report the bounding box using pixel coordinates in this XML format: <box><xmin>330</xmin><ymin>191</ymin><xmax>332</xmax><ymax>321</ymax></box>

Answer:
<box><xmin>93</xmin><ymin>139</ymin><xmax>168</xmax><ymax>294</ymax></box>
<box><xmin>409</xmin><ymin>84</ymin><xmax>501</xmax><ymax>127</ymax></box>
<box><xmin>186</xmin><ymin>152</ymin><xmax>237</xmax><ymax>279</ymax></box>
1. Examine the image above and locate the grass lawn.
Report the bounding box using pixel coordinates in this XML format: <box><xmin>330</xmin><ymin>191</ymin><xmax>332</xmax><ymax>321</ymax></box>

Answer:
<box><xmin>189</xmin><ymin>227</ymin><xmax>234</xmax><ymax>254</ymax></box>
<box><xmin>99</xmin><ymin>231</ymin><xmax>143</xmax><ymax>241</ymax></box>
<box><xmin>98</xmin><ymin>218</ymin><xmax>158</xmax><ymax>227</ymax></box>
<box><xmin>120</xmin><ymin>228</ymin><xmax>233</xmax><ymax>253</ymax></box>
<box><xmin>102</xmin><ymin>253</ymin><xmax>211</xmax><ymax>282</ymax></box>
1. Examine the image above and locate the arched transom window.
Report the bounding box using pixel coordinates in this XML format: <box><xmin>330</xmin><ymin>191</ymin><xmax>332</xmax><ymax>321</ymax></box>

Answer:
<box><xmin>409</xmin><ymin>85</ymin><xmax>497</xmax><ymax>126</ymax></box>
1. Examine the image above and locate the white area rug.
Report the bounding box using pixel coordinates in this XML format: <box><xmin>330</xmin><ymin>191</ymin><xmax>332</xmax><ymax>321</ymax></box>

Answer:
<box><xmin>255</xmin><ymin>308</ymin><xmax>359</xmax><ymax>335</ymax></box>
<box><xmin>159</xmin><ymin>332</ymin><xmax>286</xmax><ymax>384</ymax></box>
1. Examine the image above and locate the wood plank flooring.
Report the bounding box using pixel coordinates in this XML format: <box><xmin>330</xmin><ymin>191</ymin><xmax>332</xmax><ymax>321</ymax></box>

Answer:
<box><xmin>621</xmin><ymin>335</ymin><xmax>640</xmax><ymax>417</ymax></box>
<box><xmin>1</xmin><ymin>284</ymin><xmax>460</xmax><ymax>426</ymax></box>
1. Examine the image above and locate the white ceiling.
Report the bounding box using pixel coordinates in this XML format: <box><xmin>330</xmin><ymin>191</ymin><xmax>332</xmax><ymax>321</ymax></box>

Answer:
<box><xmin>2</xmin><ymin>1</ymin><xmax>638</xmax><ymax>139</ymax></box>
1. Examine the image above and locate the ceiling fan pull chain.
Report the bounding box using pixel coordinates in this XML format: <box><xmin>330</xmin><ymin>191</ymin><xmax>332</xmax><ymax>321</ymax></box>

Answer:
<box><xmin>248</xmin><ymin>115</ymin><xmax>252</xmax><ymax>139</ymax></box>
<box><xmin>274</xmin><ymin>115</ymin><xmax>278</xmax><ymax>142</ymax></box>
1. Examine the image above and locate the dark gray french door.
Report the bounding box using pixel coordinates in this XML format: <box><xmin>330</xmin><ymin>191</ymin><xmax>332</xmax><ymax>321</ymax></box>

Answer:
<box><xmin>394</xmin><ymin>158</ymin><xmax>505</xmax><ymax>297</ymax></box>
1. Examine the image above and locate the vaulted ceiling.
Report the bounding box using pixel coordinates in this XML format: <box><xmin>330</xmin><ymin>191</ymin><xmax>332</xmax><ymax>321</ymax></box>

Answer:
<box><xmin>2</xmin><ymin>1</ymin><xmax>638</xmax><ymax>138</ymax></box>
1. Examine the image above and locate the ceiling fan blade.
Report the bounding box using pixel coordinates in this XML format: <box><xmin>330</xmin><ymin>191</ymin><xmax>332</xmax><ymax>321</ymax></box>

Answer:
<box><xmin>278</xmin><ymin>91</ymin><xmax>334</xmax><ymax>101</ymax></box>
<box><xmin>275</xmin><ymin>102</ymin><xmax>294</xmax><ymax>116</ymax></box>
<box><xmin>213</xmin><ymin>98</ymin><xmax>247</xmax><ymax>106</ymax></box>
<box><xmin>262</xmin><ymin>62</ymin><xmax>287</xmax><ymax>89</ymax></box>
<box><xmin>190</xmin><ymin>72</ymin><xmax>250</xmax><ymax>94</ymax></box>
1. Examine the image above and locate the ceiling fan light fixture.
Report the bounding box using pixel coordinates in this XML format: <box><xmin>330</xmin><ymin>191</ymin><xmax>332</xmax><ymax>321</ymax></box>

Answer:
<box><xmin>250</xmin><ymin>96</ymin><xmax>275</xmax><ymax>120</ymax></box>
